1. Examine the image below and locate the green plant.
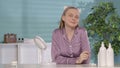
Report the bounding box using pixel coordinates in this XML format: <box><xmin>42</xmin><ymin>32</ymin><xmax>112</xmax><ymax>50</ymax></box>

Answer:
<box><xmin>83</xmin><ymin>2</ymin><xmax>120</xmax><ymax>56</ymax></box>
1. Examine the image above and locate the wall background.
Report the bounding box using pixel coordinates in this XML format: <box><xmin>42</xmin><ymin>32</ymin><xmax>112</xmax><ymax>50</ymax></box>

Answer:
<box><xmin>0</xmin><ymin>0</ymin><xmax>120</xmax><ymax>64</ymax></box>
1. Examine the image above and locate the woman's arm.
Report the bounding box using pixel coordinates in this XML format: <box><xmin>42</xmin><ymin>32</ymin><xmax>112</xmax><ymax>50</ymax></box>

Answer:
<box><xmin>80</xmin><ymin>28</ymin><xmax>91</xmax><ymax>64</ymax></box>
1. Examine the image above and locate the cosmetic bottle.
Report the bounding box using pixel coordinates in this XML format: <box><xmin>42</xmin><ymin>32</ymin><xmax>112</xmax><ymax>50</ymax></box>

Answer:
<box><xmin>98</xmin><ymin>42</ymin><xmax>106</xmax><ymax>66</ymax></box>
<box><xmin>106</xmin><ymin>43</ymin><xmax>114</xmax><ymax>67</ymax></box>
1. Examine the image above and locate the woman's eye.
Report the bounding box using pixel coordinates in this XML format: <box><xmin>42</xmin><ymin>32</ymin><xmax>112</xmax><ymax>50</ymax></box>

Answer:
<box><xmin>75</xmin><ymin>16</ymin><xmax>79</xmax><ymax>19</ymax></box>
<box><xmin>67</xmin><ymin>14</ymin><xmax>79</xmax><ymax>19</ymax></box>
<box><xmin>68</xmin><ymin>14</ymin><xmax>73</xmax><ymax>17</ymax></box>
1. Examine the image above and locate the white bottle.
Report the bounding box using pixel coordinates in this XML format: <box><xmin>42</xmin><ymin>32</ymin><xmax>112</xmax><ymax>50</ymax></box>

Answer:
<box><xmin>99</xmin><ymin>42</ymin><xmax>106</xmax><ymax>66</ymax></box>
<box><xmin>106</xmin><ymin>43</ymin><xmax>114</xmax><ymax>67</ymax></box>
<box><xmin>97</xmin><ymin>52</ymin><xmax>100</xmax><ymax>66</ymax></box>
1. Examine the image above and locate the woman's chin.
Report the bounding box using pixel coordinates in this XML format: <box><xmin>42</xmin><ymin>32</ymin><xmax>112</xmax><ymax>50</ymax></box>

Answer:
<box><xmin>71</xmin><ymin>24</ymin><xmax>78</xmax><ymax>28</ymax></box>
<box><xmin>70</xmin><ymin>26</ymin><xmax>77</xmax><ymax>29</ymax></box>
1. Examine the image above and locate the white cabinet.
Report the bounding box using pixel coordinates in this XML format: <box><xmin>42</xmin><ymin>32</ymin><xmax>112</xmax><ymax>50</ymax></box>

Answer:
<box><xmin>18</xmin><ymin>43</ymin><xmax>40</xmax><ymax>64</ymax></box>
<box><xmin>0</xmin><ymin>45</ymin><xmax>2</xmax><ymax>63</ymax></box>
<box><xmin>0</xmin><ymin>43</ymin><xmax>18</xmax><ymax>64</ymax></box>
<box><xmin>0</xmin><ymin>43</ymin><xmax>52</xmax><ymax>64</ymax></box>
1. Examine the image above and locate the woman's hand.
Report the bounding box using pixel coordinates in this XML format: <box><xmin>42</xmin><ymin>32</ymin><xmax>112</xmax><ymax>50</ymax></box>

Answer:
<box><xmin>76</xmin><ymin>51</ymin><xmax>89</xmax><ymax>64</ymax></box>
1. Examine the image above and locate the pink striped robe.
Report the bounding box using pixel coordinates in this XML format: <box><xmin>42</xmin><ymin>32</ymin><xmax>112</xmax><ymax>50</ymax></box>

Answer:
<box><xmin>51</xmin><ymin>27</ymin><xmax>91</xmax><ymax>64</ymax></box>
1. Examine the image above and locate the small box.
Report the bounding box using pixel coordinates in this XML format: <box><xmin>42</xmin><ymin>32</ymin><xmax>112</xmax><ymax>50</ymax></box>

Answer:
<box><xmin>4</xmin><ymin>33</ymin><xmax>17</xmax><ymax>43</ymax></box>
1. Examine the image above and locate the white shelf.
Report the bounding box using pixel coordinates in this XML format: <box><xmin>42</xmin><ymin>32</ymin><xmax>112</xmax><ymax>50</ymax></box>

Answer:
<box><xmin>0</xmin><ymin>43</ymin><xmax>52</xmax><ymax>64</ymax></box>
<box><xmin>0</xmin><ymin>45</ymin><xmax>2</xmax><ymax>64</ymax></box>
<box><xmin>0</xmin><ymin>43</ymin><xmax>18</xmax><ymax>64</ymax></box>
<box><xmin>18</xmin><ymin>43</ymin><xmax>40</xmax><ymax>64</ymax></box>
<box><xmin>0</xmin><ymin>43</ymin><xmax>38</xmax><ymax>64</ymax></box>
<box><xmin>0</xmin><ymin>43</ymin><xmax>18</xmax><ymax>46</ymax></box>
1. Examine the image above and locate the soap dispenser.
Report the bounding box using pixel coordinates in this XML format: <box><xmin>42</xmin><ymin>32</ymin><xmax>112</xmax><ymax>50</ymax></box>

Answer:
<box><xmin>98</xmin><ymin>42</ymin><xmax>106</xmax><ymax>66</ymax></box>
<box><xmin>106</xmin><ymin>43</ymin><xmax>114</xmax><ymax>67</ymax></box>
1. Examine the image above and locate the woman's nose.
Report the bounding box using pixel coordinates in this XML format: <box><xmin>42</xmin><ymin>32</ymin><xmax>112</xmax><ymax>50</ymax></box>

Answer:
<box><xmin>72</xmin><ymin>16</ymin><xmax>76</xmax><ymax>20</ymax></box>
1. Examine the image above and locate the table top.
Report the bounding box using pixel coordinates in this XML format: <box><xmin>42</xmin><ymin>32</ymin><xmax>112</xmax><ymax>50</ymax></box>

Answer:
<box><xmin>0</xmin><ymin>64</ymin><xmax>120</xmax><ymax>68</ymax></box>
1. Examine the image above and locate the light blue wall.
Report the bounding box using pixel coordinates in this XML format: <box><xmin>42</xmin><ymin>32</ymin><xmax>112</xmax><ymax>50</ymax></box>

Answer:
<box><xmin>0</xmin><ymin>0</ymin><xmax>120</xmax><ymax>42</ymax></box>
<box><xmin>0</xmin><ymin>0</ymin><xmax>120</xmax><ymax>64</ymax></box>
<box><xmin>0</xmin><ymin>0</ymin><xmax>74</xmax><ymax>42</ymax></box>
<box><xmin>0</xmin><ymin>0</ymin><xmax>23</xmax><ymax>42</ymax></box>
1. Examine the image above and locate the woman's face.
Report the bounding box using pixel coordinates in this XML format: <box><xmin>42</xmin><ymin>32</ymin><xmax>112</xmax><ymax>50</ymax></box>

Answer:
<box><xmin>62</xmin><ymin>9</ymin><xmax>79</xmax><ymax>29</ymax></box>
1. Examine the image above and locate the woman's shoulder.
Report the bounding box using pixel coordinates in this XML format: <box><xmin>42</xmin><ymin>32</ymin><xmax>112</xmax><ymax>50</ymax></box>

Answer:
<box><xmin>52</xmin><ymin>28</ymin><xmax>61</xmax><ymax>34</ymax></box>
<box><xmin>76</xmin><ymin>27</ymin><xmax>88</xmax><ymax>36</ymax></box>
<box><xmin>77</xmin><ymin>27</ymin><xmax>87</xmax><ymax>32</ymax></box>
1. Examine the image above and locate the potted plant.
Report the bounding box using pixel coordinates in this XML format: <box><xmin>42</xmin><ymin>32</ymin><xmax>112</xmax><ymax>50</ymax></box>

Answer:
<box><xmin>83</xmin><ymin>2</ymin><xmax>120</xmax><ymax>56</ymax></box>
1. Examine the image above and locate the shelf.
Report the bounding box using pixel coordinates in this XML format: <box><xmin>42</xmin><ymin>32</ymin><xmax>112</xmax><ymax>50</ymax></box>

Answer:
<box><xmin>0</xmin><ymin>43</ymin><xmax>51</xmax><ymax>64</ymax></box>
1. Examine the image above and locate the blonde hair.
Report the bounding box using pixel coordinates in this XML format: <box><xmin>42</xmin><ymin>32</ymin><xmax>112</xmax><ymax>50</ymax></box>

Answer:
<box><xmin>59</xmin><ymin>6</ymin><xmax>80</xmax><ymax>29</ymax></box>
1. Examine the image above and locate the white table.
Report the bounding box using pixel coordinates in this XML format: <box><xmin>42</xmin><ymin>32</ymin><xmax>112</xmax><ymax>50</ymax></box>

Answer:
<box><xmin>0</xmin><ymin>64</ymin><xmax>120</xmax><ymax>68</ymax></box>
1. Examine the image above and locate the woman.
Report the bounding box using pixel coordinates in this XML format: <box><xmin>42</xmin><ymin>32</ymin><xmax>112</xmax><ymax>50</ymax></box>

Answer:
<box><xmin>51</xmin><ymin>6</ymin><xmax>90</xmax><ymax>64</ymax></box>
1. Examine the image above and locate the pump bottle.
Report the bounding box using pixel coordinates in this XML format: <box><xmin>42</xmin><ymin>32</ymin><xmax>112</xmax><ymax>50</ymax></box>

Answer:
<box><xmin>106</xmin><ymin>43</ymin><xmax>114</xmax><ymax>67</ymax></box>
<box><xmin>98</xmin><ymin>42</ymin><xmax>106</xmax><ymax>66</ymax></box>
